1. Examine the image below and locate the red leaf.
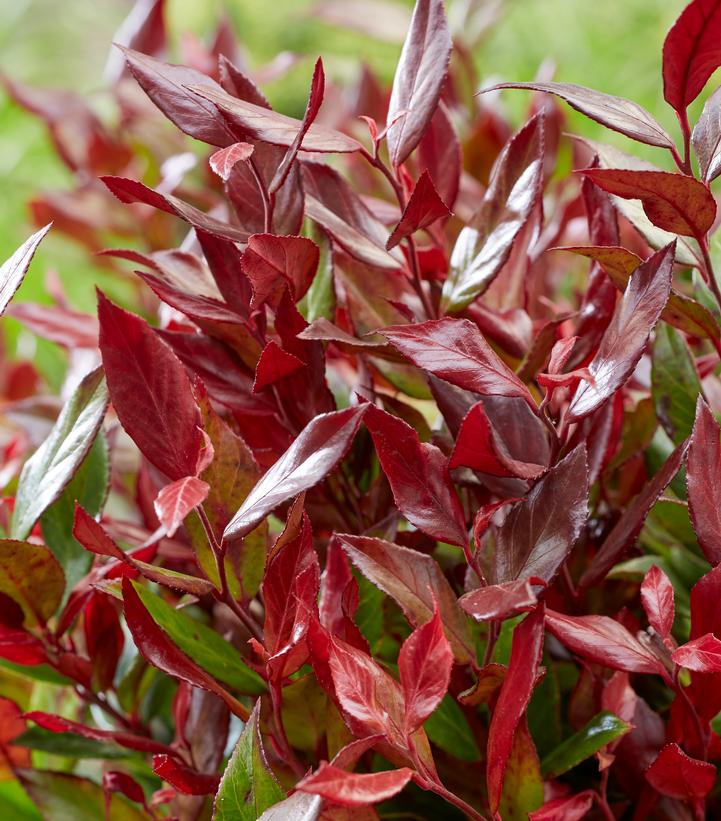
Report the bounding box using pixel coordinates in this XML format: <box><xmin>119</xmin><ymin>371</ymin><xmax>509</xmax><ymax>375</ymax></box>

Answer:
<box><xmin>223</xmin><ymin>406</ymin><xmax>367</xmax><ymax>540</ymax></box>
<box><xmin>449</xmin><ymin>400</ymin><xmax>546</xmax><ymax>479</ymax></box>
<box><xmin>154</xmin><ymin>476</ymin><xmax>210</xmax><ymax>537</ymax></box>
<box><xmin>365</xmin><ymin>404</ymin><xmax>467</xmax><ymax>547</ymax></box>
<box><xmin>153</xmin><ymin>754</ymin><xmax>220</xmax><ymax>796</ymax></box>
<box><xmin>488</xmin><ymin>82</ymin><xmax>674</xmax><ymax>149</ymax></box>
<box><xmin>417</xmin><ymin>103</ymin><xmax>461</xmax><ymax>209</ymax></box>
<box><xmin>97</xmin><ymin>290</ymin><xmax>203</xmax><ymax>481</ymax></box>
<box><xmin>673</xmin><ymin>633</ymin><xmax>721</xmax><ymax>672</ymax></box>
<box><xmin>646</xmin><ymin>742</ymin><xmax>716</xmax><ymax>799</ymax></box>
<box><xmin>529</xmin><ymin>791</ymin><xmax>595</xmax><ymax>821</ymax></box>
<box><xmin>580</xmin><ymin>169</ymin><xmax>716</xmax><ymax>238</ymax></box>
<box><xmin>386</xmin><ymin>0</ymin><xmax>452</xmax><ymax>166</ymax></box>
<box><xmin>398</xmin><ymin>605</ymin><xmax>453</xmax><ymax>734</ymax></box>
<box><xmin>381</xmin><ymin>317</ymin><xmax>535</xmax><ymax>407</ymax></box>
<box><xmin>297</xmin><ymin>763</ymin><xmax>413</xmax><ymax>807</ymax></box>
<box><xmin>459</xmin><ymin>579</ymin><xmax>539</xmax><ymax>622</ymax></box>
<box><xmin>640</xmin><ymin>564</ymin><xmax>675</xmax><ymax>638</ymax></box>
<box><xmin>687</xmin><ymin>397</ymin><xmax>721</xmax><ymax>564</ymax></box>
<box><xmin>121</xmin><ymin>578</ymin><xmax>249</xmax><ymax>720</ymax></box>
<box><xmin>486</xmin><ymin>606</ymin><xmax>545</xmax><ymax>814</ymax></box>
<box><xmin>209</xmin><ymin>142</ymin><xmax>254</xmax><ymax>181</ymax></box>
<box><xmin>241</xmin><ymin>233</ymin><xmax>320</xmax><ymax>308</ymax></box>
<box><xmin>568</xmin><ymin>243</ymin><xmax>675</xmax><ymax>421</ymax></box>
<box><xmin>84</xmin><ymin>594</ymin><xmax>123</xmax><ymax>692</ymax></box>
<box><xmin>102</xmin><ymin>771</ymin><xmax>146</xmax><ymax>808</ymax></box>
<box><xmin>545</xmin><ymin>610</ymin><xmax>667</xmax><ymax>676</ymax></box>
<box><xmin>0</xmin><ymin>224</ymin><xmax>51</xmax><ymax>317</ymax></box>
<box><xmin>386</xmin><ymin>171</ymin><xmax>451</xmax><ymax>250</ymax></box>
<box><xmin>663</xmin><ymin>0</ymin><xmax>721</xmax><ymax>113</ymax></box>
<box><xmin>252</xmin><ymin>341</ymin><xmax>305</xmax><ymax>393</ymax></box>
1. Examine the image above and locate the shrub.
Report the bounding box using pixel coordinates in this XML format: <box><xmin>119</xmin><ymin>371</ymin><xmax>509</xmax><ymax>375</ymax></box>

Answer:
<box><xmin>3</xmin><ymin>0</ymin><xmax>721</xmax><ymax>818</ymax></box>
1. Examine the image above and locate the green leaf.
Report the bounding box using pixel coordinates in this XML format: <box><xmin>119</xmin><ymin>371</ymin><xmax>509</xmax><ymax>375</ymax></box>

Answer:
<box><xmin>213</xmin><ymin>701</ymin><xmax>285</xmax><ymax>821</ymax></box>
<box><xmin>541</xmin><ymin>711</ymin><xmax>631</xmax><ymax>777</ymax></box>
<box><xmin>424</xmin><ymin>694</ymin><xmax>481</xmax><ymax>761</ymax></box>
<box><xmin>0</xmin><ymin>661</ymin><xmax>71</xmax><ymax>685</ymax></box>
<box><xmin>12</xmin><ymin>368</ymin><xmax>108</xmax><ymax>540</ymax></box>
<box><xmin>0</xmin><ymin>781</ymin><xmax>42</xmax><ymax>820</ymax></box>
<box><xmin>19</xmin><ymin>770</ymin><xmax>147</xmax><ymax>821</ymax></box>
<box><xmin>353</xmin><ymin>571</ymin><xmax>384</xmax><ymax>651</ymax></box>
<box><xmin>651</xmin><ymin>324</ymin><xmax>701</xmax><ymax>444</ymax></box>
<box><xmin>133</xmin><ymin>583</ymin><xmax>266</xmax><ymax>695</ymax></box>
<box><xmin>41</xmin><ymin>433</ymin><xmax>109</xmax><ymax>599</ymax></box>
<box><xmin>15</xmin><ymin>727</ymin><xmax>132</xmax><ymax>760</ymax></box>
<box><xmin>299</xmin><ymin>223</ymin><xmax>335</xmax><ymax>323</ymax></box>
<box><xmin>499</xmin><ymin>719</ymin><xmax>544</xmax><ymax>819</ymax></box>
<box><xmin>0</xmin><ymin>540</ymin><xmax>64</xmax><ymax>626</ymax></box>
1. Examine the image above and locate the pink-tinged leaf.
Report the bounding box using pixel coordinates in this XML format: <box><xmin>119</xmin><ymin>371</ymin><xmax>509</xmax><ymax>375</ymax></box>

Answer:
<box><xmin>687</xmin><ymin>397</ymin><xmax>721</xmax><ymax>564</ymax></box>
<box><xmin>154</xmin><ymin>476</ymin><xmax>210</xmax><ymax>537</ymax></box>
<box><xmin>209</xmin><ymin>142</ymin><xmax>254</xmax><ymax>181</ymax></box>
<box><xmin>672</xmin><ymin>633</ymin><xmax>721</xmax><ymax>672</ymax></box>
<box><xmin>98</xmin><ymin>291</ymin><xmax>203</xmax><ymax>481</ymax></box>
<box><xmin>528</xmin><ymin>791</ymin><xmax>595</xmax><ymax>821</ymax></box>
<box><xmin>336</xmin><ymin>534</ymin><xmax>475</xmax><ymax>664</ymax></box>
<box><xmin>568</xmin><ymin>243</ymin><xmax>674</xmax><ymax>421</ymax></box>
<box><xmin>545</xmin><ymin>610</ymin><xmax>667</xmax><ymax>675</ymax></box>
<box><xmin>7</xmin><ymin>302</ymin><xmax>98</xmax><ymax>349</ymax></box>
<box><xmin>269</xmin><ymin>58</ymin><xmax>325</xmax><ymax>194</ymax></box>
<box><xmin>381</xmin><ymin>318</ymin><xmax>535</xmax><ymax>407</ymax></box>
<box><xmin>153</xmin><ymin>754</ymin><xmax>219</xmax><ymax>795</ymax></box>
<box><xmin>365</xmin><ymin>405</ymin><xmax>467</xmax><ymax>547</ymax></box>
<box><xmin>319</xmin><ymin>539</ymin><xmax>367</xmax><ymax>651</ymax></box>
<box><xmin>460</xmin><ymin>579</ymin><xmax>539</xmax><ymax>622</ymax></box>
<box><xmin>485</xmin><ymin>445</ymin><xmax>588</xmax><ymax>585</ymax></box>
<box><xmin>105</xmin><ymin>0</ymin><xmax>166</xmax><ymax>83</ymax></box>
<box><xmin>663</xmin><ymin>0</ymin><xmax>721</xmax><ymax>112</ymax></box>
<box><xmin>580</xmin><ymin>439</ymin><xmax>689</xmax><ymax>589</ymax></box>
<box><xmin>241</xmin><ymin>233</ymin><xmax>320</xmax><ymax>308</ymax></box>
<box><xmin>487</xmin><ymin>606</ymin><xmax>545</xmax><ymax>814</ymax></box>
<box><xmin>297</xmin><ymin>763</ymin><xmax>413</xmax><ymax>807</ymax></box>
<box><xmin>441</xmin><ymin>116</ymin><xmax>544</xmax><ymax>311</ymax></box>
<box><xmin>646</xmin><ymin>743</ymin><xmax>716</xmax><ymax>799</ymax></box>
<box><xmin>580</xmin><ymin>169</ymin><xmax>716</xmax><ymax>238</ymax></box>
<box><xmin>253</xmin><ymin>341</ymin><xmax>305</xmax><ymax>393</ymax></box>
<box><xmin>223</xmin><ymin>406</ymin><xmax>367</xmax><ymax>540</ymax></box>
<box><xmin>102</xmin><ymin>176</ymin><xmax>249</xmax><ymax>243</ymax></box>
<box><xmin>189</xmin><ymin>82</ymin><xmax>362</xmax><ymax>154</ymax></box>
<box><xmin>693</xmin><ymin>86</ymin><xmax>721</xmax><ymax>182</ymax></box>
<box><xmin>488</xmin><ymin>82</ymin><xmax>674</xmax><ymax>149</ymax></box>
<box><xmin>120</xmin><ymin>47</ymin><xmax>237</xmax><ymax>145</ymax></box>
<box><xmin>398</xmin><ymin>605</ymin><xmax>453</xmax><ymax>733</ymax></box>
<box><xmin>640</xmin><ymin>564</ymin><xmax>675</xmax><ymax>638</ymax></box>
<box><xmin>121</xmin><ymin>578</ymin><xmax>250</xmax><ymax>720</ymax></box>
<box><xmin>386</xmin><ymin>171</ymin><xmax>451</xmax><ymax>250</ymax></box>
<box><xmin>386</xmin><ymin>0</ymin><xmax>452</xmax><ymax>166</ymax></box>
<box><xmin>0</xmin><ymin>224</ymin><xmax>51</xmax><ymax>317</ymax></box>
<box><xmin>449</xmin><ymin>401</ymin><xmax>546</xmax><ymax>479</ymax></box>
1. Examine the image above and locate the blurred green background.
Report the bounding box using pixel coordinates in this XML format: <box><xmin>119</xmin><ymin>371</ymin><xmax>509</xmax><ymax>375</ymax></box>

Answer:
<box><xmin>0</xmin><ymin>0</ymin><xmax>687</xmax><ymax>318</ymax></box>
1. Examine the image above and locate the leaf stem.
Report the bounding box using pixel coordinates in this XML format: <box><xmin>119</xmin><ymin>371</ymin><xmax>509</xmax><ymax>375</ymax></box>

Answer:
<box><xmin>248</xmin><ymin>155</ymin><xmax>274</xmax><ymax>233</ymax></box>
<box><xmin>698</xmin><ymin>234</ymin><xmax>721</xmax><ymax>318</ymax></box>
<box><xmin>676</xmin><ymin>110</ymin><xmax>693</xmax><ymax>176</ymax></box>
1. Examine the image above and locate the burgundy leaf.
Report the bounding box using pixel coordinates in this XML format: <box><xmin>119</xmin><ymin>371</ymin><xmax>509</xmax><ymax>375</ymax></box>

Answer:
<box><xmin>386</xmin><ymin>0</ymin><xmax>452</xmax><ymax>167</ymax></box>
<box><xmin>687</xmin><ymin>397</ymin><xmax>721</xmax><ymax>564</ymax></box>
<box><xmin>0</xmin><ymin>224</ymin><xmax>51</xmax><ymax>317</ymax></box>
<box><xmin>241</xmin><ymin>233</ymin><xmax>319</xmax><ymax>308</ymax></box>
<box><xmin>153</xmin><ymin>754</ymin><xmax>220</xmax><ymax>795</ymax></box>
<box><xmin>154</xmin><ymin>476</ymin><xmax>210</xmax><ymax>537</ymax></box>
<box><xmin>459</xmin><ymin>579</ymin><xmax>539</xmax><ymax>622</ymax></box>
<box><xmin>218</xmin><ymin>54</ymin><xmax>271</xmax><ymax>108</ymax></box>
<box><xmin>398</xmin><ymin>604</ymin><xmax>453</xmax><ymax>733</ymax></box>
<box><xmin>98</xmin><ymin>291</ymin><xmax>203</xmax><ymax>480</ymax></box>
<box><xmin>568</xmin><ymin>243</ymin><xmax>674</xmax><ymax>421</ymax></box>
<box><xmin>449</xmin><ymin>400</ymin><xmax>546</xmax><ymax>479</ymax></box>
<box><xmin>646</xmin><ymin>743</ymin><xmax>716</xmax><ymax>799</ymax></box>
<box><xmin>209</xmin><ymin>142</ymin><xmax>254</xmax><ymax>181</ymax></box>
<box><xmin>545</xmin><ymin>610</ymin><xmax>667</xmax><ymax>675</ymax></box>
<box><xmin>121</xmin><ymin>578</ymin><xmax>250</xmax><ymax>719</ymax></box>
<box><xmin>253</xmin><ymin>341</ymin><xmax>305</xmax><ymax>393</ymax></box>
<box><xmin>297</xmin><ymin>764</ymin><xmax>413</xmax><ymax>807</ymax></box>
<box><xmin>486</xmin><ymin>606</ymin><xmax>545</xmax><ymax>814</ymax></box>
<box><xmin>488</xmin><ymin>82</ymin><xmax>674</xmax><ymax>149</ymax></box>
<box><xmin>640</xmin><ymin>564</ymin><xmax>675</xmax><ymax>638</ymax></box>
<box><xmin>336</xmin><ymin>533</ymin><xmax>475</xmax><ymax>663</ymax></box>
<box><xmin>580</xmin><ymin>169</ymin><xmax>716</xmax><ymax>238</ymax></box>
<box><xmin>662</xmin><ymin>0</ymin><xmax>721</xmax><ymax>112</ymax></box>
<box><xmin>365</xmin><ymin>404</ymin><xmax>467</xmax><ymax>547</ymax></box>
<box><xmin>692</xmin><ymin>86</ymin><xmax>721</xmax><ymax>182</ymax></box>
<box><xmin>672</xmin><ymin>633</ymin><xmax>721</xmax><ymax>672</ymax></box>
<box><xmin>417</xmin><ymin>103</ymin><xmax>461</xmax><ymax>209</ymax></box>
<box><xmin>386</xmin><ymin>170</ymin><xmax>451</xmax><ymax>250</ymax></box>
<box><xmin>381</xmin><ymin>318</ymin><xmax>535</xmax><ymax>407</ymax></box>
<box><xmin>223</xmin><ymin>406</ymin><xmax>367</xmax><ymax>540</ymax></box>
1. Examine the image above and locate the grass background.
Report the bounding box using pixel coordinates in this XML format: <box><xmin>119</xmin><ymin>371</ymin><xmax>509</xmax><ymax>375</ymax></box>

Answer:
<box><xmin>0</xmin><ymin>0</ymin><xmax>691</xmax><ymax>318</ymax></box>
